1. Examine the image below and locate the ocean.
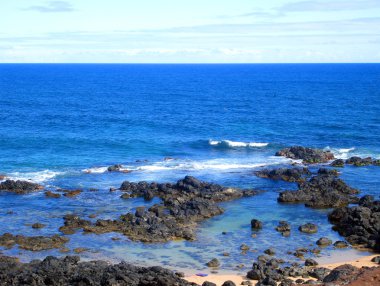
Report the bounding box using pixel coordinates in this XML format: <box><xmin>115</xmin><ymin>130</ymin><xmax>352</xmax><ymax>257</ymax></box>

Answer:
<box><xmin>0</xmin><ymin>64</ymin><xmax>379</xmax><ymax>273</ymax></box>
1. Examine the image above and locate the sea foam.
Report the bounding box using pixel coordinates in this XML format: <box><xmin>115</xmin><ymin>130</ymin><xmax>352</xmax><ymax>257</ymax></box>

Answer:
<box><xmin>7</xmin><ymin>170</ymin><xmax>63</xmax><ymax>183</ymax></box>
<box><xmin>209</xmin><ymin>140</ymin><xmax>269</xmax><ymax>148</ymax></box>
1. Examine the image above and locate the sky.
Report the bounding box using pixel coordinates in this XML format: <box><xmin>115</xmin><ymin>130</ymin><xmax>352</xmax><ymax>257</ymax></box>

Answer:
<box><xmin>1</xmin><ymin>0</ymin><xmax>380</xmax><ymax>63</ymax></box>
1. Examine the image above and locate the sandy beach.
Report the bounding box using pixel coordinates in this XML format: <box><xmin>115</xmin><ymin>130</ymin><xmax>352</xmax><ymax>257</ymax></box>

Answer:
<box><xmin>185</xmin><ymin>254</ymin><xmax>380</xmax><ymax>285</ymax></box>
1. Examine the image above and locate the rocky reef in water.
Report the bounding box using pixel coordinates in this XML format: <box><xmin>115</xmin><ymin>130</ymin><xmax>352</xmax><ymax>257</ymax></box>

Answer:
<box><xmin>277</xmin><ymin>168</ymin><xmax>359</xmax><ymax>208</ymax></box>
<box><xmin>0</xmin><ymin>179</ymin><xmax>43</xmax><ymax>194</ymax></box>
<box><xmin>59</xmin><ymin>176</ymin><xmax>259</xmax><ymax>242</ymax></box>
<box><xmin>275</xmin><ymin>146</ymin><xmax>334</xmax><ymax>164</ymax></box>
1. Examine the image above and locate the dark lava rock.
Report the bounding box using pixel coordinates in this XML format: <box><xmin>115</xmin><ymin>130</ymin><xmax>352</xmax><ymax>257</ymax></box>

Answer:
<box><xmin>107</xmin><ymin>164</ymin><xmax>123</xmax><ymax>172</ymax></box>
<box><xmin>323</xmin><ymin>264</ymin><xmax>360</xmax><ymax>284</ymax></box>
<box><xmin>316</xmin><ymin>237</ymin><xmax>332</xmax><ymax>247</ymax></box>
<box><xmin>59</xmin><ymin>176</ymin><xmax>258</xmax><ymax>243</ymax></box>
<box><xmin>331</xmin><ymin>159</ymin><xmax>345</xmax><ymax>167</ymax></box>
<box><xmin>333</xmin><ymin>241</ymin><xmax>349</xmax><ymax>248</ymax></box>
<box><xmin>206</xmin><ymin>258</ymin><xmax>220</xmax><ymax>267</ymax></box>
<box><xmin>45</xmin><ymin>191</ymin><xmax>61</xmax><ymax>198</ymax></box>
<box><xmin>346</xmin><ymin>156</ymin><xmax>373</xmax><ymax>167</ymax></box>
<box><xmin>264</xmin><ymin>248</ymin><xmax>276</xmax><ymax>256</ymax></box>
<box><xmin>304</xmin><ymin>258</ymin><xmax>318</xmax><ymax>266</ymax></box>
<box><xmin>254</xmin><ymin>167</ymin><xmax>310</xmax><ymax>182</ymax></box>
<box><xmin>0</xmin><ymin>255</ymin><xmax>194</xmax><ymax>286</ymax></box>
<box><xmin>371</xmin><ymin>256</ymin><xmax>380</xmax><ymax>264</ymax></box>
<box><xmin>308</xmin><ymin>267</ymin><xmax>331</xmax><ymax>280</ymax></box>
<box><xmin>59</xmin><ymin>214</ymin><xmax>91</xmax><ymax>235</ymax></box>
<box><xmin>0</xmin><ymin>233</ymin><xmax>68</xmax><ymax>251</ymax></box>
<box><xmin>32</xmin><ymin>223</ymin><xmax>46</xmax><ymax>229</ymax></box>
<box><xmin>329</xmin><ymin>196</ymin><xmax>380</xmax><ymax>250</ymax></box>
<box><xmin>278</xmin><ymin>172</ymin><xmax>359</xmax><ymax>208</ymax></box>
<box><xmin>251</xmin><ymin>219</ymin><xmax>263</xmax><ymax>230</ymax></box>
<box><xmin>63</xmin><ymin>190</ymin><xmax>82</xmax><ymax>198</ymax></box>
<box><xmin>0</xmin><ymin>180</ymin><xmax>43</xmax><ymax>194</ymax></box>
<box><xmin>222</xmin><ymin>281</ymin><xmax>236</xmax><ymax>286</ymax></box>
<box><xmin>317</xmin><ymin>168</ymin><xmax>339</xmax><ymax>176</ymax></box>
<box><xmin>275</xmin><ymin>146</ymin><xmax>334</xmax><ymax>164</ymax></box>
<box><xmin>202</xmin><ymin>282</ymin><xmax>217</xmax><ymax>286</ymax></box>
<box><xmin>275</xmin><ymin>221</ymin><xmax>291</xmax><ymax>234</ymax></box>
<box><xmin>298</xmin><ymin>223</ymin><xmax>318</xmax><ymax>234</ymax></box>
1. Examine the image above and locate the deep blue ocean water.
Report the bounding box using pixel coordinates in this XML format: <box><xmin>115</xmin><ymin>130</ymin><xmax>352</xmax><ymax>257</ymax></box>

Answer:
<box><xmin>0</xmin><ymin>64</ymin><xmax>379</xmax><ymax>274</ymax></box>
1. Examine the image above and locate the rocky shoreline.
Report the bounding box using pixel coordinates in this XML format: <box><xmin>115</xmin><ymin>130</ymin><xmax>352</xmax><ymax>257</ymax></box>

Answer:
<box><xmin>0</xmin><ymin>145</ymin><xmax>379</xmax><ymax>285</ymax></box>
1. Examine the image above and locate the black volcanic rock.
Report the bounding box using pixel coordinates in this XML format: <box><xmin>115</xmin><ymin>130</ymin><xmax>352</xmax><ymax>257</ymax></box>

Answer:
<box><xmin>329</xmin><ymin>196</ymin><xmax>380</xmax><ymax>251</ymax></box>
<box><xmin>0</xmin><ymin>179</ymin><xmax>43</xmax><ymax>194</ymax></box>
<box><xmin>254</xmin><ymin>167</ymin><xmax>310</xmax><ymax>182</ymax></box>
<box><xmin>278</xmin><ymin>172</ymin><xmax>359</xmax><ymax>208</ymax></box>
<box><xmin>0</xmin><ymin>255</ymin><xmax>194</xmax><ymax>286</ymax></box>
<box><xmin>59</xmin><ymin>176</ymin><xmax>259</xmax><ymax>243</ymax></box>
<box><xmin>275</xmin><ymin>146</ymin><xmax>334</xmax><ymax>164</ymax></box>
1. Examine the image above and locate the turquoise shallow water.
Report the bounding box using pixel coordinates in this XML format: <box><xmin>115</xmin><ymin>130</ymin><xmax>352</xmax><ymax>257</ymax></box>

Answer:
<box><xmin>0</xmin><ymin>64</ymin><xmax>379</xmax><ymax>274</ymax></box>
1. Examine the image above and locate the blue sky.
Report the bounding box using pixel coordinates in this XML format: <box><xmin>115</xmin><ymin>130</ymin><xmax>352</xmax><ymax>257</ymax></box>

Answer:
<box><xmin>1</xmin><ymin>0</ymin><xmax>380</xmax><ymax>63</ymax></box>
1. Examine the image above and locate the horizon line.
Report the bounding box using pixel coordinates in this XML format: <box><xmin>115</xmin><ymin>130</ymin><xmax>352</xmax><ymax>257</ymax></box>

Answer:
<box><xmin>1</xmin><ymin>62</ymin><xmax>380</xmax><ymax>65</ymax></box>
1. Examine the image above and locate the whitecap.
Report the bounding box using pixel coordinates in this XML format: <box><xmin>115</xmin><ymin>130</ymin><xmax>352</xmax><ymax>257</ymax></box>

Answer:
<box><xmin>208</xmin><ymin>140</ymin><xmax>269</xmax><ymax>148</ymax></box>
<box><xmin>82</xmin><ymin>167</ymin><xmax>108</xmax><ymax>174</ymax></box>
<box><xmin>7</xmin><ymin>170</ymin><xmax>63</xmax><ymax>183</ymax></box>
<box><xmin>325</xmin><ymin>146</ymin><xmax>356</xmax><ymax>159</ymax></box>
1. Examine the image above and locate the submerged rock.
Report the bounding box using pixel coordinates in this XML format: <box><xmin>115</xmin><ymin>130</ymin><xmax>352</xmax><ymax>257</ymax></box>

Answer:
<box><xmin>329</xmin><ymin>196</ymin><xmax>380</xmax><ymax>251</ymax></box>
<box><xmin>316</xmin><ymin>237</ymin><xmax>332</xmax><ymax>247</ymax></box>
<box><xmin>62</xmin><ymin>190</ymin><xmax>82</xmax><ymax>198</ymax></box>
<box><xmin>59</xmin><ymin>176</ymin><xmax>259</xmax><ymax>243</ymax></box>
<box><xmin>278</xmin><ymin>171</ymin><xmax>359</xmax><ymax>208</ymax></box>
<box><xmin>206</xmin><ymin>258</ymin><xmax>220</xmax><ymax>267</ymax></box>
<box><xmin>275</xmin><ymin>221</ymin><xmax>291</xmax><ymax>236</ymax></box>
<box><xmin>254</xmin><ymin>167</ymin><xmax>310</xmax><ymax>182</ymax></box>
<box><xmin>275</xmin><ymin>146</ymin><xmax>334</xmax><ymax>164</ymax></box>
<box><xmin>0</xmin><ymin>179</ymin><xmax>43</xmax><ymax>194</ymax></box>
<box><xmin>298</xmin><ymin>223</ymin><xmax>318</xmax><ymax>234</ymax></box>
<box><xmin>0</xmin><ymin>255</ymin><xmax>194</xmax><ymax>286</ymax></box>
<box><xmin>0</xmin><ymin>233</ymin><xmax>68</xmax><ymax>251</ymax></box>
<box><xmin>45</xmin><ymin>191</ymin><xmax>61</xmax><ymax>198</ymax></box>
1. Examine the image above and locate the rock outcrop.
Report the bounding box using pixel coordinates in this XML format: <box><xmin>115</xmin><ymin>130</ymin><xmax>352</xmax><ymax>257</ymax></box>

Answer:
<box><xmin>0</xmin><ymin>180</ymin><xmax>43</xmax><ymax>194</ymax></box>
<box><xmin>329</xmin><ymin>195</ymin><xmax>380</xmax><ymax>251</ymax></box>
<box><xmin>0</xmin><ymin>255</ymin><xmax>194</xmax><ymax>286</ymax></box>
<box><xmin>59</xmin><ymin>176</ymin><xmax>258</xmax><ymax>243</ymax></box>
<box><xmin>275</xmin><ymin>146</ymin><xmax>334</xmax><ymax>164</ymax></box>
<box><xmin>278</xmin><ymin>171</ymin><xmax>359</xmax><ymax>208</ymax></box>
<box><xmin>254</xmin><ymin>167</ymin><xmax>310</xmax><ymax>182</ymax></box>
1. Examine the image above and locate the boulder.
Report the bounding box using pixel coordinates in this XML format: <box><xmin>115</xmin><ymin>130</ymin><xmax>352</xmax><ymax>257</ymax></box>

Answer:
<box><xmin>299</xmin><ymin>223</ymin><xmax>318</xmax><ymax>234</ymax></box>
<box><xmin>206</xmin><ymin>258</ymin><xmax>220</xmax><ymax>267</ymax></box>
<box><xmin>316</xmin><ymin>237</ymin><xmax>332</xmax><ymax>247</ymax></box>
<box><xmin>251</xmin><ymin>219</ymin><xmax>263</xmax><ymax>230</ymax></box>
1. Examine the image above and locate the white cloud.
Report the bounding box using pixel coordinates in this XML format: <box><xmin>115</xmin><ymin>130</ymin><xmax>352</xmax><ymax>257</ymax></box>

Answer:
<box><xmin>23</xmin><ymin>1</ymin><xmax>74</xmax><ymax>13</ymax></box>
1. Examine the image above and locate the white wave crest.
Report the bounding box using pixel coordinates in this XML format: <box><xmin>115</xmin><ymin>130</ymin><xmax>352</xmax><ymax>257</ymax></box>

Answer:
<box><xmin>7</xmin><ymin>170</ymin><xmax>63</xmax><ymax>183</ymax></box>
<box><xmin>134</xmin><ymin>156</ymin><xmax>290</xmax><ymax>172</ymax></box>
<box><xmin>325</xmin><ymin>146</ymin><xmax>356</xmax><ymax>159</ymax></box>
<box><xmin>209</xmin><ymin>140</ymin><xmax>269</xmax><ymax>148</ymax></box>
<box><xmin>82</xmin><ymin>167</ymin><xmax>109</xmax><ymax>174</ymax></box>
